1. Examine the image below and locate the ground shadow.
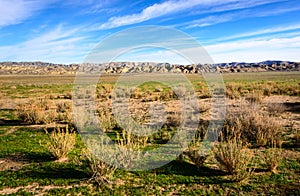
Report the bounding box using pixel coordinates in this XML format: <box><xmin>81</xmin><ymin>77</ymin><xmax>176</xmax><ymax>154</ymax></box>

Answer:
<box><xmin>23</xmin><ymin>166</ymin><xmax>89</xmax><ymax>180</ymax></box>
<box><xmin>0</xmin><ymin>152</ymin><xmax>55</xmax><ymax>163</ymax></box>
<box><xmin>154</xmin><ymin>160</ymin><xmax>227</xmax><ymax>177</ymax></box>
<box><xmin>24</xmin><ymin>151</ymin><xmax>56</xmax><ymax>163</ymax></box>
<box><xmin>0</xmin><ymin>119</ymin><xmax>27</xmax><ymax>126</ymax></box>
<box><xmin>281</xmin><ymin>141</ymin><xmax>300</xmax><ymax>149</ymax></box>
<box><xmin>284</xmin><ymin>102</ymin><xmax>300</xmax><ymax>114</ymax></box>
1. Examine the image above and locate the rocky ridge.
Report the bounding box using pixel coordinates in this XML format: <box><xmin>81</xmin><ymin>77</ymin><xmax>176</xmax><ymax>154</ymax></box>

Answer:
<box><xmin>0</xmin><ymin>61</ymin><xmax>299</xmax><ymax>75</ymax></box>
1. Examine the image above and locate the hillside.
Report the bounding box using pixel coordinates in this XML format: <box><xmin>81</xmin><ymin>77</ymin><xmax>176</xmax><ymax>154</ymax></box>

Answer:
<box><xmin>0</xmin><ymin>61</ymin><xmax>299</xmax><ymax>75</ymax></box>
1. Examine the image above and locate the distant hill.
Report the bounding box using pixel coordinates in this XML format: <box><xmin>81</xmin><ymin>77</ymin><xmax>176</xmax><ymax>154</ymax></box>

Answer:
<box><xmin>0</xmin><ymin>61</ymin><xmax>299</xmax><ymax>75</ymax></box>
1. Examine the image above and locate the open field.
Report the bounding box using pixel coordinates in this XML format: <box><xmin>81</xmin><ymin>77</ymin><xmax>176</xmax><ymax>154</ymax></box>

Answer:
<box><xmin>0</xmin><ymin>72</ymin><xmax>299</xmax><ymax>195</ymax></box>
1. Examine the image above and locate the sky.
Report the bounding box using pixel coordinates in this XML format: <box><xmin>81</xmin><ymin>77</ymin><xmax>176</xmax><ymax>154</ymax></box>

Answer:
<box><xmin>0</xmin><ymin>0</ymin><xmax>300</xmax><ymax>64</ymax></box>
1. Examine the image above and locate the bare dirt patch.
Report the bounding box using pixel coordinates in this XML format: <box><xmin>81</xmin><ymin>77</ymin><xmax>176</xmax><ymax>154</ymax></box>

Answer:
<box><xmin>263</xmin><ymin>95</ymin><xmax>300</xmax><ymax>131</ymax></box>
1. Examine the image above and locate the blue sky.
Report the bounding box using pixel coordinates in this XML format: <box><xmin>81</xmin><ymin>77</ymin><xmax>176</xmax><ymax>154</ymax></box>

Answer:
<box><xmin>0</xmin><ymin>0</ymin><xmax>300</xmax><ymax>64</ymax></box>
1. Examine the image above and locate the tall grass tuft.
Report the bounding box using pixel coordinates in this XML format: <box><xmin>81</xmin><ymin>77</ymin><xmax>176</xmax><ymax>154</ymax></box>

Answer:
<box><xmin>260</xmin><ymin>147</ymin><xmax>283</xmax><ymax>174</ymax></box>
<box><xmin>213</xmin><ymin>135</ymin><xmax>254</xmax><ymax>182</ymax></box>
<box><xmin>224</xmin><ymin>101</ymin><xmax>283</xmax><ymax>147</ymax></box>
<box><xmin>16</xmin><ymin>99</ymin><xmax>56</xmax><ymax>124</ymax></box>
<box><xmin>79</xmin><ymin>147</ymin><xmax>117</xmax><ymax>186</ymax></box>
<box><xmin>41</xmin><ymin>126</ymin><xmax>76</xmax><ymax>162</ymax></box>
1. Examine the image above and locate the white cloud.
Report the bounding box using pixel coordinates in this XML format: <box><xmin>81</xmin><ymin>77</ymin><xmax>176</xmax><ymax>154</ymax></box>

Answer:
<box><xmin>214</xmin><ymin>24</ymin><xmax>300</xmax><ymax>42</ymax></box>
<box><xmin>205</xmin><ymin>36</ymin><xmax>300</xmax><ymax>63</ymax></box>
<box><xmin>99</xmin><ymin>0</ymin><xmax>240</xmax><ymax>29</ymax></box>
<box><xmin>185</xmin><ymin>12</ymin><xmax>239</xmax><ymax>28</ymax></box>
<box><xmin>0</xmin><ymin>25</ymin><xmax>89</xmax><ymax>63</ymax></box>
<box><xmin>0</xmin><ymin>0</ymin><xmax>55</xmax><ymax>28</ymax></box>
<box><xmin>99</xmin><ymin>0</ymin><xmax>287</xmax><ymax>29</ymax></box>
<box><xmin>208</xmin><ymin>0</ymin><xmax>285</xmax><ymax>13</ymax></box>
<box><xmin>184</xmin><ymin>3</ymin><xmax>300</xmax><ymax>29</ymax></box>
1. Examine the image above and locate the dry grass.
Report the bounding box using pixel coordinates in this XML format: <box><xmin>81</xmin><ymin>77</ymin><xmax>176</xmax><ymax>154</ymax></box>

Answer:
<box><xmin>97</xmin><ymin>109</ymin><xmax>117</xmax><ymax>132</ymax></box>
<box><xmin>56</xmin><ymin>102</ymin><xmax>72</xmax><ymax>113</ymax></box>
<box><xmin>79</xmin><ymin>147</ymin><xmax>116</xmax><ymax>186</ymax></box>
<box><xmin>267</xmin><ymin>103</ymin><xmax>286</xmax><ymax>116</ymax></box>
<box><xmin>213</xmin><ymin>136</ymin><xmax>254</xmax><ymax>182</ymax></box>
<box><xmin>224</xmin><ymin>101</ymin><xmax>283</xmax><ymax>147</ymax></box>
<box><xmin>293</xmin><ymin>128</ymin><xmax>300</xmax><ymax>147</ymax></box>
<box><xmin>0</xmin><ymin>93</ymin><xmax>4</xmax><ymax>108</ymax></box>
<box><xmin>246</xmin><ymin>91</ymin><xmax>263</xmax><ymax>104</ymax></box>
<box><xmin>260</xmin><ymin>147</ymin><xmax>283</xmax><ymax>174</ymax></box>
<box><xmin>79</xmin><ymin>128</ymin><xmax>145</xmax><ymax>185</ymax></box>
<box><xmin>115</xmin><ymin>131</ymin><xmax>143</xmax><ymax>169</ymax></box>
<box><xmin>40</xmin><ymin>126</ymin><xmax>76</xmax><ymax>162</ymax></box>
<box><xmin>184</xmin><ymin>142</ymin><xmax>208</xmax><ymax>168</ymax></box>
<box><xmin>15</xmin><ymin>99</ymin><xmax>56</xmax><ymax>124</ymax></box>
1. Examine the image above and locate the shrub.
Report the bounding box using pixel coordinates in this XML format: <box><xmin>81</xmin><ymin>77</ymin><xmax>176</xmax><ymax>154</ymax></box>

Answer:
<box><xmin>166</xmin><ymin>111</ymin><xmax>181</xmax><ymax>127</ymax></box>
<box><xmin>15</xmin><ymin>99</ymin><xmax>56</xmax><ymax>124</ymax></box>
<box><xmin>56</xmin><ymin>102</ymin><xmax>72</xmax><ymax>113</ymax></box>
<box><xmin>79</xmin><ymin>147</ymin><xmax>116</xmax><ymax>186</ymax></box>
<box><xmin>260</xmin><ymin>147</ymin><xmax>283</xmax><ymax>174</ymax></box>
<box><xmin>182</xmin><ymin>135</ymin><xmax>209</xmax><ymax>168</ymax></box>
<box><xmin>97</xmin><ymin>109</ymin><xmax>117</xmax><ymax>132</ymax></box>
<box><xmin>16</xmin><ymin>104</ymin><xmax>44</xmax><ymax>124</ymax></box>
<box><xmin>184</xmin><ymin>147</ymin><xmax>208</xmax><ymax>168</ymax></box>
<box><xmin>115</xmin><ymin>127</ymin><xmax>146</xmax><ymax>169</ymax></box>
<box><xmin>213</xmin><ymin>136</ymin><xmax>254</xmax><ymax>182</ymax></box>
<box><xmin>267</xmin><ymin>103</ymin><xmax>286</xmax><ymax>116</ymax></box>
<box><xmin>262</xmin><ymin>84</ymin><xmax>273</xmax><ymax>96</ymax></box>
<box><xmin>226</xmin><ymin>83</ymin><xmax>241</xmax><ymax>99</ymax></box>
<box><xmin>246</xmin><ymin>91</ymin><xmax>263</xmax><ymax>104</ymax></box>
<box><xmin>224</xmin><ymin>102</ymin><xmax>283</xmax><ymax>147</ymax></box>
<box><xmin>295</xmin><ymin>133</ymin><xmax>300</xmax><ymax>147</ymax></box>
<box><xmin>63</xmin><ymin>92</ymin><xmax>72</xmax><ymax>99</ymax></box>
<box><xmin>41</xmin><ymin>126</ymin><xmax>76</xmax><ymax>162</ymax></box>
<box><xmin>0</xmin><ymin>94</ymin><xmax>4</xmax><ymax>108</ymax></box>
<box><xmin>79</xmin><ymin>129</ymin><xmax>143</xmax><ymax>186</ymax></box>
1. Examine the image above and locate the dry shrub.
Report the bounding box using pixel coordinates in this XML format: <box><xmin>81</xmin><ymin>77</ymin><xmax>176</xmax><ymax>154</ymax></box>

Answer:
<box><xmin>98</xmin><ymin>109</ymin><xmax>117</xmax><ymax>132</ymax></box>
<box><xmin>260</xmin><ymin>147</ymin><xmax>283</xmax><ymax>174</ymax></box>
<box><xmin>226</xmin><ymin>83</ymin><xmax>241</xmax><ymax>99</ymax></box>
<box><xmin>0</xmin><ymin>101</ymin><xmax>3</xmax><ymax>108</ymax></box>
<box><xmin>167</xmin><ymin>111</ymin><xmax>181</xmax><ymax>127</ymax></box>
<box><xmin>262</xmin><ymin>84</ymin><xmax>273</xmax><ymax>96</ymax></box>
<box><xmin>55</xmin><ymin>102</ymin><xmax>76</xmax><ymax>128</ymax></box>
<box><xmin>246</xmin><ymin>91</ymin><xmax>263</xmax><ymax>104</ymax></box>
<box><xmin>63</xmin><ymin>92</ymin><xmax>72</xmax><ymax>99</ymax></box>
<box><xmin>213</xmin><ymin>136</ymin><xmax>254</xmax><ymax>182</ymax></box>
<box><xmin>102</xmin><ymin>83</ymin><xmax>113</xmax><ymax>94</ymax></box>
<box><xmin>184</xmin><ymin>139</ymin><xmax>208</xmax><ymax>168</ymax></box>
<box><xmin>16</xmin><ymin>99</ymin><xmax>56</xmax><ymax>124</ymax></box>
<box><xmin>79</xmin><ymin>146</ymin><xmax>116</xmax><ymax>186</ymax></box>
<box><xmin>197</xmin><ymin>82</ymin><xmax>211</xmax><ymax>98</ymax></box>
<box><xmin>41</xmin><ymin>126</ymin><xmax>76</xmax><ymax>162</ymax></box>
<box><xmin>267</xmin><ymin>103</ymin><xmax>286</xmax><ymax>115</ymax></box>
<box><xmin>118</xmin><ymin>128</ymin><xmax>148</xmax><ymax>148</ymax></box>
<box><xmin>225</xmin><ymin>102</ymin><xmax>282</xmax><ymax>147</ymax></box>
<box><xmin>56</xmin><ymin>102</ymin><xmax>71</xmax><ymax>113</ymax></box>
<box><xmin>185</xmin><ymin>150</ymin><xmax>208</xmax><ymax>168</ymax></box>
<box><xmin>0</xmin><ymin>94</ymin><xmax>4</xmax><ymax>108</ymax></box>
<box><xmin>79</xmin><ymin>128</ymin><xmax>144</xmax><ymax>185</ymax></box>
<box><xmin>293</xmin><ymin>128</ymin><xmax>300</xmax><ymax>147</ymax></box>
<box><xmin>116</xmin><ymin>130</ymin><xmax>144</xmax><ymax>169</ymax></box>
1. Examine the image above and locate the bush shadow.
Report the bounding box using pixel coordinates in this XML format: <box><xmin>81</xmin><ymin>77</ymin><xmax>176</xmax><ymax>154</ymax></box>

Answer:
<box><xmin>0</xmin><ymin>151</ymin><xmax>55</xmax><ymax>163</ymax></box>
<box><xmin>284</xmin><ymin>102</ymin><xmax>300</xmax><ymax>114</ymax></box>
<box><xmin>154</xmin><ymin>160</ymin><xmax>227</xmax><ymax>177</ymax></box>
<box><xmin>23</xmin><ymin>166</ymin><xmax>89</xmax><ymax>180</ymax></box>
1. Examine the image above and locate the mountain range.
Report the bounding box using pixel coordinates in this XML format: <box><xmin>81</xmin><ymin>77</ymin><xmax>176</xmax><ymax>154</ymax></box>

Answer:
<box><xmin>0</xmin><ymin>61</ymin><xmax>299</xmax><ymax>75</ymax></box>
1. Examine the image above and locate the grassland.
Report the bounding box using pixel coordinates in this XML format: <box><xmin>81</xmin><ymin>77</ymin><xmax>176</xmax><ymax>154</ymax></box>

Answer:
<box><xmin>0</xmin><ymin>72</ymin><xmax>299</xmax><ymax>195</ymax></box>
